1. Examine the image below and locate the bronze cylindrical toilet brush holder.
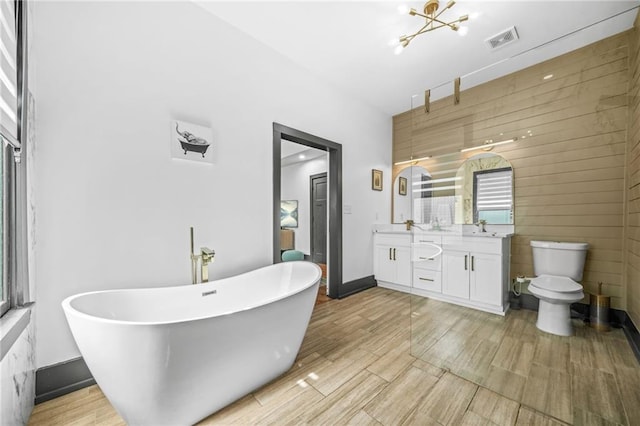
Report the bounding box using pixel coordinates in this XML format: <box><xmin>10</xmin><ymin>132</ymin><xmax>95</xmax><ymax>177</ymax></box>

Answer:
<box><xmin>589</xmin><ymin>282</ymin><xmax>610</xmax><ymax>332</ymax></box>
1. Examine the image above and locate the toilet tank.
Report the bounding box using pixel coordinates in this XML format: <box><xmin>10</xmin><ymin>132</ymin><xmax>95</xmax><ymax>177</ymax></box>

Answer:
<box><xmin>530</xmin><ymin>240</ymin><xmax>588</xmax><ymax>281</ymax></box>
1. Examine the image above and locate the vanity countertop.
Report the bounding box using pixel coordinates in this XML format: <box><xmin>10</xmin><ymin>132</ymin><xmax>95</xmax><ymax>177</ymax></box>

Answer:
<box><xmin>372</xmin><ymin>224</ymin><xmax>513</xmax><ymax>238</ymax></box>
<box><xmin>462</xmin><ymin>232</ymin><xmax>514</xmax><ymax>238</ymax></box>
<box><xmin>373</xmin><ymin>229</ymin><xmax>412</xmax><ymax>234</ymax></box>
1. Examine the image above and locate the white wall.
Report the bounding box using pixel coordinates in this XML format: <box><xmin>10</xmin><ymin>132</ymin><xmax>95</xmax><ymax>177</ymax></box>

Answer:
<box><xmin>33</xmin><ymin>1</ymin><xmax>391</xmax><ymax>368</ymax></box>
<box><xmin>281</xmin><ymin>155</ymin><xmax>328</xmax><ymax>255</ymax></box>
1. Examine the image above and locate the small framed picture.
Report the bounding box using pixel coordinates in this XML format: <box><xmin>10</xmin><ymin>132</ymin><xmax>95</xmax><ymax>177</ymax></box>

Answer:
<box><xmin>372</xmin><ymin>169</ymin><xmax>383</xmax><ymax>191</ymax></box>
<box><xmin>280</xmin><ymin>200</ymin><xmax>299</xmax><ymax>228</ymax></box>
<box><xmin>399</xmin><ymin>176</ymin><xmax>407</xmax><ymax>196</ymax></box>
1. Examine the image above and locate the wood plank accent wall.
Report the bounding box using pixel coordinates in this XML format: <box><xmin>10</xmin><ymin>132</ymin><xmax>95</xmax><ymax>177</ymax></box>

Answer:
<box><xmin>393</xmin><ymin>33</ymin><xmax>631</xmax><ymax>309</ymax></box>
<box><xmin>626</xmin><ymin>14</ymin><xmax>640</xmax><ymax>327</ymax></box>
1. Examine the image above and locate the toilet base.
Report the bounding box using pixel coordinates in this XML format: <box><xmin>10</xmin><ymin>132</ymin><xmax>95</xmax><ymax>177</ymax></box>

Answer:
<box><xmin>535</xmin><ymin>299</ymin><xmax>574</xmax><ymax>336</ymax></box>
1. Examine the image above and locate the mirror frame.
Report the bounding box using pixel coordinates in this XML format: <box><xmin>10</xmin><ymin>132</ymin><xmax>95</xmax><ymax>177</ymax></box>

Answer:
<box><xmin>456</xmin><ymin>152</ymin><xmax>514</xmax><ymax>225</ymax></box>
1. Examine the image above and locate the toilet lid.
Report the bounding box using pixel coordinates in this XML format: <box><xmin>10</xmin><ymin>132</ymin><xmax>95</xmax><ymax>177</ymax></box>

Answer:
<box><xmin>530</xmin><ymin>275</ymin><xmax>582</xmax><ymax>293</ymax></box>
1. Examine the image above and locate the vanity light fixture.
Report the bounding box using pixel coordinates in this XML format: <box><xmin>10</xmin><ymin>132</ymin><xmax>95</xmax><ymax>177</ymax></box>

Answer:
<box><xmin>394</xmin><ymin>155</ymin><xmax>431</xmax><ymax>166</ymax></box>
<box><xmin>460</xmin><ymin>137</ymin><xmax>518</xmax><ymax>153</ymax></box>
<box><xmin>399</xmin><ymin>0</ymin><xmax>469</xmax><ymax>49</ymax></box>
<box><xmin>413</xmin><ymin>184</ymin><xmax>461</xmax><ymax>193</ymax></box>
<box><xmin>412</xmin><ymin>176</ymin><xmax>461</xmax><ymax>185</ymax></box>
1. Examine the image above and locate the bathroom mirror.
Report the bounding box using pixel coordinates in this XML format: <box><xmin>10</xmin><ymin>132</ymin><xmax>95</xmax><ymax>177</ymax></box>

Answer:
<box><xmin>392</xmin><ymin>165</ymin><xmax>433</xmax><ymax>224</ymax></box>
<box><xmin>454</xmin><ymin>152</ymin><xmax>513</xmax><ymax>224</ymax></box>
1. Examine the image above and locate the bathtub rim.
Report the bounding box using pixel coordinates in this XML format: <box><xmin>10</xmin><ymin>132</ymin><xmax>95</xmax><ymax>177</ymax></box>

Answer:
<box><xmin>61</xmin><ymin>261</ymin><xmax>322</xmax><ymax>327</ymax></box>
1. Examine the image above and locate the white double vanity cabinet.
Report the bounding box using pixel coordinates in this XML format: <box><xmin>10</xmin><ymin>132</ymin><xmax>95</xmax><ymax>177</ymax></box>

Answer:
<box><xmin>374</xmin><ymin>230</ymin><xmax>512</xmax><ymax>315</ymax></box>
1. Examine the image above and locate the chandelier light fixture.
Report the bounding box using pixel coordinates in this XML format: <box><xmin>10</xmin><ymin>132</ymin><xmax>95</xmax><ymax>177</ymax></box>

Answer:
<box><xmin>400</xmin><ymin>0</ymin><xmax>468</xmax><ymax>49</ymax></box>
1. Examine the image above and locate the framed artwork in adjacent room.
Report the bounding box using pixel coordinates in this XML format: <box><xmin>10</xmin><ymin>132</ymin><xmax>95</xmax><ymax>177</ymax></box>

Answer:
<box><xmin>372</xmin><ymin>169</ymin><xmax>383</xmax><ymax>191</ymax></box>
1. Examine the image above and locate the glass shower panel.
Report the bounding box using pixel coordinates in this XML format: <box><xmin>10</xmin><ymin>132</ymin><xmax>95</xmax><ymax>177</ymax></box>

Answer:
<box><xmin>409</xmin><ymin>13</ymin><xmax>629</xmax><ymax>401</ymax></box>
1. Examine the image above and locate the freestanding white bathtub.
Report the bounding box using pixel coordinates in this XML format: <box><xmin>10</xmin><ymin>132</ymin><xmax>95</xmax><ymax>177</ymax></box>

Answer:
<box><xmin>62</xmin><ymin>261</ymin><xmax>322</xmax><ymax>425</ymax></box>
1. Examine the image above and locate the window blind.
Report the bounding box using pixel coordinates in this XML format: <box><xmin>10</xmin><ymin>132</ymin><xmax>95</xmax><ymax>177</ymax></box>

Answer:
<box><xmin>476</xmin><ymin>169</ymin><xmax>513</xmax><ymax>212</ymax></box>
<box><xmin>0</xmin><ymin>0</ymin><xmax>18</xmax><ymax>143</ymax></box>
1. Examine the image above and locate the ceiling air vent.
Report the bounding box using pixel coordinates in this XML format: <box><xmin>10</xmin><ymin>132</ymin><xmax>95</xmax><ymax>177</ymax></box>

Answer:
<box><xmin>485</xmin><ymin>26</ymin><xmax>519</xmax><ymax>50</ymax></box>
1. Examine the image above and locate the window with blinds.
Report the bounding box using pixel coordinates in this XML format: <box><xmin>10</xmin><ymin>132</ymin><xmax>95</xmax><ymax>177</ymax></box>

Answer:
<box><xmin>0</xmin><ymin>0</ymin><xmax>27</xmax><ymax>318</ymax></box>
<box><xmin>0</xmin><ymin>0</ymin><xmax>17</xmax><ymax>142</ymax></box>
<box><xmin>473</xmin><ymin>168</ymin><xmax>513</xmax><ymax>224</ymax></box>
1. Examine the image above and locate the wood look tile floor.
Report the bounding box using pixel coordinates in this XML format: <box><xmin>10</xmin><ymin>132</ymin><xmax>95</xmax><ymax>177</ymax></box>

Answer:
<box><xmin>29</xmin><ymin>288</ymin><xmax>640</xmax><ymax>426</ymax></box>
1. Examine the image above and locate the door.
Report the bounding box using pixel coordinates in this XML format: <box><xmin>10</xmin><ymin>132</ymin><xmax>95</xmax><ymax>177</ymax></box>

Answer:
<box><xmin>374</xmin><ymin>245</ymin><xmax>396</xmax><ymax>283</ymax></box>
<box><xmin>442</xmin><ymin>250</ymin><xmax>470</xmax><ymax>299</ymax></box>
<box><xmin>310</xmin><ymin>173</ymin><xmax>327</xmax><ymax>264</ymax></box>
<box><xmin>469</xmin><ymin>253</ymin><xmax>502</xmax><ymax>306</ymax></box>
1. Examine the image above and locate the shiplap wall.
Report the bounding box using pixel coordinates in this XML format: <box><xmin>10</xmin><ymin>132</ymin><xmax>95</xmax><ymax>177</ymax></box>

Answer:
<box><xmin>393</xmin><ymin>33</ymin><xmax>630</xmax><ymax>309</ymax></box>
<box><xmin>626</xmin><ymin>15</ymin><xmax>640</xmax><ymax>327</ymax></box>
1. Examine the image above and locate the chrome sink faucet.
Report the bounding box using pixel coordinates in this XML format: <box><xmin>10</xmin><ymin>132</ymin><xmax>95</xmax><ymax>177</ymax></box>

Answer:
<box><xmin>190</xmin><ymin>227</ymin><xmax>216</xmax><ymax>284</ymax></box>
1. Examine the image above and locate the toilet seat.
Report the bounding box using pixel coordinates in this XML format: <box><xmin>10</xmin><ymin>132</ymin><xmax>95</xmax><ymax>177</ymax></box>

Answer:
<box><xmin>530</xmin><ymin>274</ymin><xmax>582</xmax><ymax>292</ymax></box>
<box><xmin>529</xmin><ymin>275</ymin><xmax>583</xmax><ymax>304</ymax></box>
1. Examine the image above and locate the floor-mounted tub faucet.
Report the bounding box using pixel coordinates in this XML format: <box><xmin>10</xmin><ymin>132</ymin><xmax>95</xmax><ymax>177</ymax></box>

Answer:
<box><xmin>200</xmin><ymin>247</ymin><xmax>215</xmax><ymax>283</ymax></box>
<box><xmin>190</xmin><ymin>227</ymin><xmax>216</xmax><ymax>284</ymax></box>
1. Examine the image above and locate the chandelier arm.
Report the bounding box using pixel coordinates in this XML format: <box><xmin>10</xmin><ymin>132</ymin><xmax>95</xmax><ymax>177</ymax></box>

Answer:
<box><xmin>414</xmin><ymin>22</ymin><xmax>450</xmax><ymax>35</ymax></box>
<box><xmin>430</xmin><ymin>17</ymin><xmax>461</xmax><ymax>29</ymax></box>
<box><xmin>433</xmin><ymin>4</ymin><xmax>456</xmax><ymax>20</ymax></box>
<box><xmin>411</xmin><ymin>11</ymin><xmax>429</xmax><ymax>19</ymax></box>
<box><xmin>409</xmin><ymin>23</ymin><xmax>432</xmax><ymax>39</ymax></box>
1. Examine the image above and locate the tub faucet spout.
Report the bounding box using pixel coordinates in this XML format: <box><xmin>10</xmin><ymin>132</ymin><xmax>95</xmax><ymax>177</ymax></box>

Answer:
<box><xmin>201</xmin><ymin>247</ymin><xmax>215</xmax><ymax>283</ymax></box>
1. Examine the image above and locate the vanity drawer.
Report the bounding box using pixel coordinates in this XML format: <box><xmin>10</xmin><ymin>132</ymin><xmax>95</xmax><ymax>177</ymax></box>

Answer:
<box><xmin>412</xmin><ymin>243</ymin><xmax>442</xmax><ymax>271</ymax></box>
<box><xmin>413</xmin><ymin>234</ymin><xmax>442</xmax><ymax>245</ymax></box>
<box><xmin>413</xmin><ymin>268</ymin><xmax>442</xmax><ymax>292</ymax></box>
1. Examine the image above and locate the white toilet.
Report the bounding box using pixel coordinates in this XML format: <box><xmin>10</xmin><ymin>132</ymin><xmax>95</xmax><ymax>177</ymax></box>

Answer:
<box><xmin>529</xmin><ymin>240</ymin><xmax>588</xmax><ymax>336</ymax></box>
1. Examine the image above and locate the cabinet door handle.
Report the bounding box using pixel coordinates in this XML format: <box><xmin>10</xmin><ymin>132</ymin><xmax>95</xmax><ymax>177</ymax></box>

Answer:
<box><xmin>389</xmin><ymin>248</ymin><xmax>392</xmax><ymax>260</ymax></box>
<box><xmin>419</xmin><ymin>257</ymin><xmax>435</xmax><ymax>260</ymax></box>
<box><xmin>465</xmin><ymin>255</ymin><xmax>468</xmax><ymax>270</ymax></box>
<box><xmin>393</xmin><ymin>248</ymin><xmax>397</xmax><ymax>260</ymax></box>
<box><xmin>471</xmin><ymin>256</ymin><xmax>475</xmax><ymax>271</ymax></box>
<box><xmin>419</xmin><ymin>240</ymin><xmax>435</xmax><ymax>243</ymax></box>
<box><xmin>419</xmin><ymin>277</ymin><xmax>434</xmax><ymax>282</ymax></box>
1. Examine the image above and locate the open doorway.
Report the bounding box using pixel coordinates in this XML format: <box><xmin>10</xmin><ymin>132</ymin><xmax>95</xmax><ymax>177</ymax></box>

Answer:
<box><xmin>280</xmin><ymin>143</ymin><xmax>328</xmax><ymax>297</ymax></box>
<box><xmin>272</xmin><ymin>123</ymin><xmax>342</xmax><ymax>299</ymax></box>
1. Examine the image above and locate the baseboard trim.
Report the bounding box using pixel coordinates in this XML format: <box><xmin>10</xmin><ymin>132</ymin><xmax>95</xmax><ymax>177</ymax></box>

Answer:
<box><xmin>618</xmin><ymin>310</ymin><xmax>640</xmax><ymax>363</ymax></box>
<box><xmin>35</xmin><ymin>357</ymin><xmax>95</xmax><ymax>404</ymax></box>
<box><xmin>339</xmin><ymin>275</ymin><xmax>376</xmax><ymax>299</ymax></box>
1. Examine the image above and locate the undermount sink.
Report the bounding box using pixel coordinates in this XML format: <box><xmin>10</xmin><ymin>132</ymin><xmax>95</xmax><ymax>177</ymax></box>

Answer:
<box><xmin>465</xmin><ymin>232</ymin><xmax>507</xmax><ymax>238</ymax></box>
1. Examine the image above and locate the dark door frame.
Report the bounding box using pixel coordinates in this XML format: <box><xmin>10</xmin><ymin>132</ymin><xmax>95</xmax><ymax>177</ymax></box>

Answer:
<box><xmin>310</xmin><ymin>172</ymin><xmax>328</xmax><ymax>265</ymax></box>
<box><xmin>273</xmin><ymin>123</ymin><xmax>342</xmax><ymax>299</ymax></box>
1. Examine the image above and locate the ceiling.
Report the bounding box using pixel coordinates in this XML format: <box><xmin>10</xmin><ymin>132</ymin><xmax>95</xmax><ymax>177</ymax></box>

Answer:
<box><xmin>281</xmin><ymin>140</ymin><xmax>327</xmax><ymax>165</ymax></box>
<box><xmin>197</xmin><ymin>1</ymin><xmax>640</xmax><ymax>116</ymax></box>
